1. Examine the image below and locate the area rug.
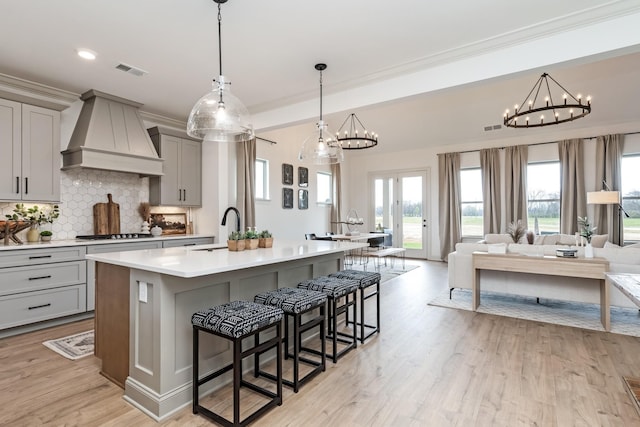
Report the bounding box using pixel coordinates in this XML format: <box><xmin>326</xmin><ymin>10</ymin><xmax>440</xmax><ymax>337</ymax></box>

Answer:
<box><xmin>623</xmin><ymin>376</ymin><xmax>640</xmax><ymax>417</ymax></box>
<box><xmin>346</xmin><ymin>261</ymin><xmax>418</xmax><ymax>283</ymax></box>
<box><xmin>43</xmin><ymin>330</ymin><xmax>94</xmax><ymax>360</ymax></box>
<box><xmin>428</xmin><ymin>289</ymin><xmax>640</xmax><ymax>337</ymax></box>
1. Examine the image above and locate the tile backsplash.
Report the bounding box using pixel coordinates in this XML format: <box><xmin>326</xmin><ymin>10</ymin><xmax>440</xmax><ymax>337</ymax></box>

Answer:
<box><xmin>1</xmin><ymin>169</ymin><xmax>153</xmax><ymax>240</ymax></box>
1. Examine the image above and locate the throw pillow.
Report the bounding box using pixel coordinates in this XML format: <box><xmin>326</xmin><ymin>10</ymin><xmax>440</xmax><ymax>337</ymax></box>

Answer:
<box><xmin>590</xmin><ymin>234</ymin><xmax>609</xmax><ymax>248</ymax></box>
<box><xmin>484</xmin><ymin>234</ymin><xmax>514</xmax><ymax>244</ymax></box>
<box><xmin>604</xmin><ymin>241</ymin><xmax>620</xmax><ymax>249</ymax></box>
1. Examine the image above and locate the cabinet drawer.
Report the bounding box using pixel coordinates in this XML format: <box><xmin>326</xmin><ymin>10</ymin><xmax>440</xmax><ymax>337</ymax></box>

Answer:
<box><xmin>0</xmin><ymin>285</ymin><xmax>87</xmax><ymax>330</ymax></box>
<box><xmin>0</xmin><ymin>261</ymin><xmax>85</xmax><ymax>296</ymax></box>
<box><xmin>86</xmin><ymin>241</ymin><xmax>162</xmax><ymax>254</ymax></box>
<box><xmin>0</xmin><ymin>246</ymin><xmax>87</xmax><ymax>268</ymax></box>
<box><xmin>162</xmin><ymin>237</ymin><xmax>214</xmax><ymax>248</ymax></box>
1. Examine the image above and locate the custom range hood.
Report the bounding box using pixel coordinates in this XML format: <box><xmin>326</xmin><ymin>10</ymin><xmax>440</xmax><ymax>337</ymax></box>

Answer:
<box><xmin>62</xmin><ymin>89</ymin><xmax>163</xmax><ymax>176</ymax></box>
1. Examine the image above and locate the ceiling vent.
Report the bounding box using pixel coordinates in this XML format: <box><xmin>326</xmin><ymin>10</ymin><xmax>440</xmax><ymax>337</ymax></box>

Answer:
<box><xmin>483</xmin><ymin>124</ymin><xmax>503</xmax><ymax>132</ymax></box>
<box><xmin>115</xmin><ymin>63</ymin><xmax>148</xmax><ymax>77</ymax></box>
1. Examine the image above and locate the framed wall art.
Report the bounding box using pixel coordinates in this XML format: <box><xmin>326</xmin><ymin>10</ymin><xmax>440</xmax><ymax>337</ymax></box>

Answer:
<box><xmin>282</xmin><ymin>163</ymin><xmax>294</xmax><ymax>185</ymax></box>
<box><xmin>298</xmin><ymin>189</ymin><xmax>308</xmax><ymax>210</ymax></box>
<box><xmin>149</xmin><ymin>212</ymin><xmax>187</xmax><ymax>235</ymax></box>
<box><xmin>298</xmin><ymin>167</ymin><xmax>308</xmax><ymax>187</ymax></box>
<box><xmin>283</xmin><ymin>188</ymin><xmax>294</xmax><ymax>209</ymax></box>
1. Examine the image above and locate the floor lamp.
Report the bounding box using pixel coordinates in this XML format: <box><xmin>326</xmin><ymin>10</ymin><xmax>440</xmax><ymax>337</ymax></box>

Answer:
<box><xmin>586</xmin><ymin>189</ymin><xmax>627</xmax><ymax>245</ymax></box>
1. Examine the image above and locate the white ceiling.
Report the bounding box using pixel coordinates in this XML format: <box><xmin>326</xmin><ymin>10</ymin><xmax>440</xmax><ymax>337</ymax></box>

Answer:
<box><xmin>2</xmin><ymin>0</ymin><xmax>640</xmax><ymax>153</ymax></box>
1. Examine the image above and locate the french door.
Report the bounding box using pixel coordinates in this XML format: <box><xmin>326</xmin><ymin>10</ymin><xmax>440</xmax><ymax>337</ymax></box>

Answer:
<box><xmin>370</xmin><ymin>170</ymin><xmax>429</xmax><ymax>259</ymax></box>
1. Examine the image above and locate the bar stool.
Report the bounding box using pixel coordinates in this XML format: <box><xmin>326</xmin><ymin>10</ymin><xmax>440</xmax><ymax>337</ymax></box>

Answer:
<box><xmin>297</xmin><ymin>276</ymin><xmax>359</xmax><ymax>363</ymax></box>
<box><xmin>254</xmin><ymin>287</ymin><xmax>327</xmax><ymax>392</ymax></box>
<box><xmin>329</xmin><ymin>270</ymin><xmax>381</xmax><ymax>343</ymax></box>
<box><xmin>191</xmin><ymin>300</ymin><xmax>284</xmax><ymax>427</ymax></box>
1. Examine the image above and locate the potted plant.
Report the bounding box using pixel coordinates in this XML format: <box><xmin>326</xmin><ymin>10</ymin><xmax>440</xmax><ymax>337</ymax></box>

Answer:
<box><xmin>227</xmin><ymin>231</ymin><xmax>246</xmax><ymax>251</ymax></box>
<box><xmin>244</xmin><ymin>229</ymin><xmax>260</xmax><ymax>250</ymax></box>
<box><xmin>5</xmin><ymin>203</ymin><xmax>59</xmax><ymax>242</ymax></box>
<box><xmin>578</xmin><ymin>216</ymin><xmax>596</xmax><ymax>258</ymax></box>
<box><xmin>258</xmin><ymin>230</ymin><xmax>273</xmax><ymax>248</ymax></box>
<box><xmin>40</xmin><ymin>230</ymin><xmax>53</xmax><ymax>242</ymax></box>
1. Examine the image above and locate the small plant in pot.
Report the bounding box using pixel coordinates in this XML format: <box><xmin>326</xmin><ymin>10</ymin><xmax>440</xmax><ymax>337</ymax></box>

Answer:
<box><xmin>258</xmin><ymin>230</ymin><xmax>273</xmax><ymax>248</ymax></box>
<box><xmin>40</xmin><ymin>230</ymin><xmax>53</xmax><ymax>242</ymax></box>
<box><xmin>244</xmin><ymin>229</ymin><xmax>260</xmax><ymax>250</ymax></box>
<box><xmin>227</xmin><ymin>231</ymin><xmax>246</xmax><ymax>251</ymax></box>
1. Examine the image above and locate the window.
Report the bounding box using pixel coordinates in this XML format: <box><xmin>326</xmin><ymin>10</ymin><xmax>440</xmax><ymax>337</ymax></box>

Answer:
<box><xmin>255</xmin><ymin>158</ymin><xmax>269</xmax><ymax>200</ymax></box>
<box><xmin>317</xmin><ymin>172</ymin><xmax>332</xmax><ymax>204</ymax></box>
<box><xmin>527</xmin><ymin>162</ymin><xmax>560</xmax><ymax>234</ymax></box>
<box><xmin>622</xmin><ymin>155</ymin><xmax>640</xmax><ymax>242</ymax></box>
<box><xmin>460</xmin><ymin>168</ymin><xmax>483</xmax><ymax>237</ymax></box>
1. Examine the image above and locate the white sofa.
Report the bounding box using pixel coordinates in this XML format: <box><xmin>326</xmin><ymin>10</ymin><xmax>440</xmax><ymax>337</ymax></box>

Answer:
<box><xmin>448</xmin><ymin>237</ymin><xmax>640</xmax><ymax>309</ymax></box>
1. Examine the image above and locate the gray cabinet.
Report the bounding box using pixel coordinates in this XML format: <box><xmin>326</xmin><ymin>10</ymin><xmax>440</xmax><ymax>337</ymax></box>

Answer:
<box><xmin>148</xmin><ymin>126</ymin><xmax>202</xmax><ymax>207</ymax></box>
<box><xmin>0</xmin><ymin>247</ymin><xmax>87</xmax><ymax>332</ymax></box>
<box><xmin>0</xmin><ymin>99</ymin><xmax>60</xmax><ymax>202</ymax></box>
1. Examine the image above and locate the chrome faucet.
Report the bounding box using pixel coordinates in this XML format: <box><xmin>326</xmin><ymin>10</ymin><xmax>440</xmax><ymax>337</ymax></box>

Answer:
<box><xmin>221</xmin><ymin>207</ymin><xmax>241</xmax><ymax>234</ymax></box>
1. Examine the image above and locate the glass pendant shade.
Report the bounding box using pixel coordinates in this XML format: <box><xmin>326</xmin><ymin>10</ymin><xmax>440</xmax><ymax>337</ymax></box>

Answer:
<box><xmin>298</xmin><ymin>120</ymin><xmax>344</xmax><ymax>165</ymax></box>
<box><xmin>187</xmin><ymin>76</ymin><xmax>254</xmax><ymax>142</ymax></box>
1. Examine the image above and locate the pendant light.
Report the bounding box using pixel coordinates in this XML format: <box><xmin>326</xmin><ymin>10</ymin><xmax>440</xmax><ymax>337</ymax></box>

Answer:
<box><xmin>298</xmin><ymin>63</ymin><xmax>344</xmax><ymax>165</ymax></box>
<box><xmin>187</xmin><ymin>0</ymin><xmax>254</xmax><ymax>142</ymax></box>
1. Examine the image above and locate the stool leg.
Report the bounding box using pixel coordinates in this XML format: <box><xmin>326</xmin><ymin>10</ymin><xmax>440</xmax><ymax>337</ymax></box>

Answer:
<box><xmin>284</xmin><ymin>312</ymin><xmax>290</xmax><ymax>360</ymax></box>
<box><xmin>293</xmin><ymin>313</ymin><xmax>300</xmax><ymax>392</ymax></box>
<box><xmin>192</xmin><ymin>327</ymin><xmax>199</xmax><ymax>414</ymax></box>
<box><xmin>360</xmin><ymin>287</ymin><xmax>365</xmax><ymax>344</ymax></box>
<box><xmin>254</xmin><ymin>332</ymin><xmax>260</xmax><ymax>378</ymax></box>
<box><xmin>233</xmin><ymin>337</ymin><xmax>241</xmax><ymax>425</ymax></box>
<box><xmin>320</xmin><ymin>304</ymin><xmax>326</xmax><ymax>371</ymax></box>
<box><xmin>376</xmin><ymin>281</ymin><xmax>381</xmax><ymax>334</ymax></box>
<box><xmin>276</xmin><ymin>319</ymin><xmax>283</xmax><ymax>405</ymax></box>
<box><xmin>331</xmin><ymin>297</ymin><xmax>338</xmax><ymax>363</ymax></box>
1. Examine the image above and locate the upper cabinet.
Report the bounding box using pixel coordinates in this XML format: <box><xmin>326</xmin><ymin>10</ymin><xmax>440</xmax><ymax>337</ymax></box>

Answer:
<box><xmin>0</xmin><ymin>99</ymin><xmax>60</xmax><ymax>202</ymax></box>
<box><xmin>148</xmin><ymin>126</ymin><xmax>202</xmax><ymax>207</ymax></box>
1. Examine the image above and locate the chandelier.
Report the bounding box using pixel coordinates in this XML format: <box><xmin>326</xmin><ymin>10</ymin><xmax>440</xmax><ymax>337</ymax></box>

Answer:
<box><xmin>336</xmin><ymin>113</ymin><xmax>378</xmax><ymax>150</ymax></box>
<box><xmin>187</xmin><ymin>0</ymin><xmax>254</xmax><ymax>142</ymax></box>
<box><xmin>298</xmin><ymin>64</ymin><xmax>344</xmax><ymax>164</ymax></box>
<box><xmin>503</xmin><ymin>73</ymin><xmax>591</xmax><ymax>128</ymax></box>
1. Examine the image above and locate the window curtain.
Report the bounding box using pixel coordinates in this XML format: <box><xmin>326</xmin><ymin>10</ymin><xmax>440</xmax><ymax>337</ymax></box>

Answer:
<box><xmin>504</xmin><ymin>145</ymin><xmax>528</xmax><ymax>229</ymax></box>
<box><xmin>480</xmin><ymin>148</ymin><xmax>501</xmax><ymax>234</ymax></box>
<box><xmin>330</xmin><ymin>163</ymin><xmax>341</xmax><ymax>234</ymax></box>
<box><xmin>438</xmin><ymin>152</ymin><xmax>461</xmax><ymax>262</ymax></box>
<box><xmin>236</xmin><ymin>138</ymin><xmax>256</xmax><ymax>229</ymax></box>
<box><xmin>558</xmin><ymin>139</ymin><xmax>586</xmax><ymax>235</ymax></box>
<box><xmin>595</xmin><ymin>134</ymin><xmax>623</xmax><ymax>245</ymax></box>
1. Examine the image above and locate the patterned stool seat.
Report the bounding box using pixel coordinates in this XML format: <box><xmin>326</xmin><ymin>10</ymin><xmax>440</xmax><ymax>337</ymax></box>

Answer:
<box><xmin>191</xmin><ymin>300</ymin><xmax>283</xmax><ymax>338</ymax></box>
<box><xmin>329</xmin><ymin>270</ymin><xmax>381</xmax><ymax>289</ymax></box>
<box><xmin>297</xmin><ymin>276</ymin><xmax>359</xmax><ymax>297</ymax></box>
<box><xmin>255</xmin><ymin>287</ymin><xmax>327</xmax><ymax>314</ymax></box>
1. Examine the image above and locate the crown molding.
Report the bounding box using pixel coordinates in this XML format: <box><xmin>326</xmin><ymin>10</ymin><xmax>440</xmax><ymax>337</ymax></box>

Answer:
<box><xmin>0</xmin><ymin>73</ymin><xmax>78</xmax><ymax>111</ymax></box>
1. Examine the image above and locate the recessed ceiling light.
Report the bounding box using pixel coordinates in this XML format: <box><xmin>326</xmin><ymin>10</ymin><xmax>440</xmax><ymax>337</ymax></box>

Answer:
<box><xmin>77</xmin><ymin>49</ymin><xmax>97</xmax><ymax>60</ymax></box>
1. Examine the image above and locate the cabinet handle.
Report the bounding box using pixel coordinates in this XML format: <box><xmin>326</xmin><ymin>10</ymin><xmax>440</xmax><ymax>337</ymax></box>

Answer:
<box><xmin>28</xmin><ymin>303</ymin><xmax>51</xmax><ymax>310</ymax></box>
<box><xmin>29</xmin><ymin>275</ymin><xmax>52</xmax><ymax>281</ymax></box>
<box><xmin>183</xmin><ymin>189</ymin><xmax>186</xmax><ymax>201</ymax></box>
<box><xmin>29</xmin><ymin>255</ymin><xmax>52</xmax><ymax>259</ymax></box>
<box><xmin>16</xmin><ymin>176</ymin><xmax>19</xmax><ymax>194</ymax></box>
<box><xmin>178</xmin><ymin>189</ymin><xmax>182</xmax><ymax>201</ymax></box>
<box><xmin>183</xmin><ymin>243</ymin><xmax>196</xmax><ymax>246</ymax></box>
<box><xmin>25</xmin><ymin>177</ymin><xmax>28</xmax><ymax>194</ymax></box>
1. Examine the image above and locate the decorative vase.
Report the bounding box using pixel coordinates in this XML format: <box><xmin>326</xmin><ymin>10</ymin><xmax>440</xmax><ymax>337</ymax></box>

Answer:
<box><xmin>141</xmin><ymin>221</ymin><xmax>150</xmax><ymax>234</ymax></box>
<box><xmin>26</xmin><ymin>225</ymin><xmax>40</xmax><ymax>243</ymax></box>
<box><xmin>227</xmin><ymin>239</ymin><xmax>245</xmax><ymax>251</ymax></box>
<box><xmin>585</xmin><ymin>242</ymin><xmax>594</xmax><ymax>258</ymax></box>
<box><xmin>258</xmin><ymin>237</ymin><xmax>273</xmax><ymax>248</ymax></box>
<box><xmin>150</xmin><ymin>225</ymin><xmax>162</xmax><ymax>237</ymax></box>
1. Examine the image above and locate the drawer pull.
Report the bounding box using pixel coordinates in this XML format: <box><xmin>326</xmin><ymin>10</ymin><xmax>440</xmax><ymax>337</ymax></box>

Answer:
<box><xmin>183</xmin><ymin>243</ymin><xmax>196</xmax><ymax>246</ymax></box>
<box><xmin>28</xmin><ymin>303</ymin><xmax>51</xmax><ymax>310</ymax></box>
<box><xmin>29</xmin><ymin>255</ymin><xmax>52</xmax><ymax>259</ymax></box>
<box><xmin>29</xmin><ymin>275</ymin><xmax>52</xmax><ymax>281</ymax></box>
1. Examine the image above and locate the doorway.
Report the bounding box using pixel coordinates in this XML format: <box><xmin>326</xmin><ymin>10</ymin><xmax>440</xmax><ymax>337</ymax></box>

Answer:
<box><xmin>370</xmin><ymin>169</ymin><xmax>429</xmax><ymax>259</ymax></box>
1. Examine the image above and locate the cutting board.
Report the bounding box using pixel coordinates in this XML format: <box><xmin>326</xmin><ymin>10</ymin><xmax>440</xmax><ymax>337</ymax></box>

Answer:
<box><xmin>93</xmin><ymin>193</ymin><xmax>120</xmax><ymax>234</ymax></box>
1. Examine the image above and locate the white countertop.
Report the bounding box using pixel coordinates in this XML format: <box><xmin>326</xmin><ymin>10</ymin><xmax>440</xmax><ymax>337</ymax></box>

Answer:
<box><xmin>0</xmin><ymin>234</ymin><xmax>215</xmax><ymax>251</ymax></box>
<box><xmin>86</xmin><ymin>239</ymin><xmax>367</xmax><ymax>278</ymax></box>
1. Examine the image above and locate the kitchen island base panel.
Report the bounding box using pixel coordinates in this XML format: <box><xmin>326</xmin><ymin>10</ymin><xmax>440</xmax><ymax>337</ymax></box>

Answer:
<box><xmin>94</xmin><ymin>251</ymin><xmax>344</xmax><ymax>421</ymax></box>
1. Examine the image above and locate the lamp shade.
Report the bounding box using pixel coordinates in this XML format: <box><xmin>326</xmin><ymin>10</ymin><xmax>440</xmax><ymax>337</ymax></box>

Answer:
<box><xmin>298</xmin><ymin>120</ymin><xmax>344</xmax><ymax>165</ymax></box>
<box><xmin>587</xmin><ymin>190</ymin><xmax>621</xmax><ymax>205</ymax></box>
<box><xmin>187</xmin><ymin>77</ymin><xmax>254</xmax><ymax>142</ymax></box>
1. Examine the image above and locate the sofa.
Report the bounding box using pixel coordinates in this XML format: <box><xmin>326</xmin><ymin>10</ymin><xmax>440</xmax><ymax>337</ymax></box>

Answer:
<box><xmin>448</xmin><ymin>234</ymin><xmax>640</xmax><ymax>309</ymax></box>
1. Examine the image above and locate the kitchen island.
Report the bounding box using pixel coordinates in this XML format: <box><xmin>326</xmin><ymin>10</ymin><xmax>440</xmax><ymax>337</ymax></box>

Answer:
<box><xmin>86</xmin><ymin>239</ymin><xmax>367</xmax><ymax>421</ymax></box>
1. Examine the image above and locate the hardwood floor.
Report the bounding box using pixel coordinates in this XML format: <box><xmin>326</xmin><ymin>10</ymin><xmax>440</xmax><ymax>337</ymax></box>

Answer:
<box><xmin>1</xmin><ymin>260</ymin><xmax>640</xmax><ymax>426</ymax></box>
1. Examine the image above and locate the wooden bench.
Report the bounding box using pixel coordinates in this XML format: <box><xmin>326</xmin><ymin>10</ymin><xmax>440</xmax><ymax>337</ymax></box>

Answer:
<box><xmin>367</xmin><ymin>247</ymin><xmax>406</xmax><ymax>271</ymax></box>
